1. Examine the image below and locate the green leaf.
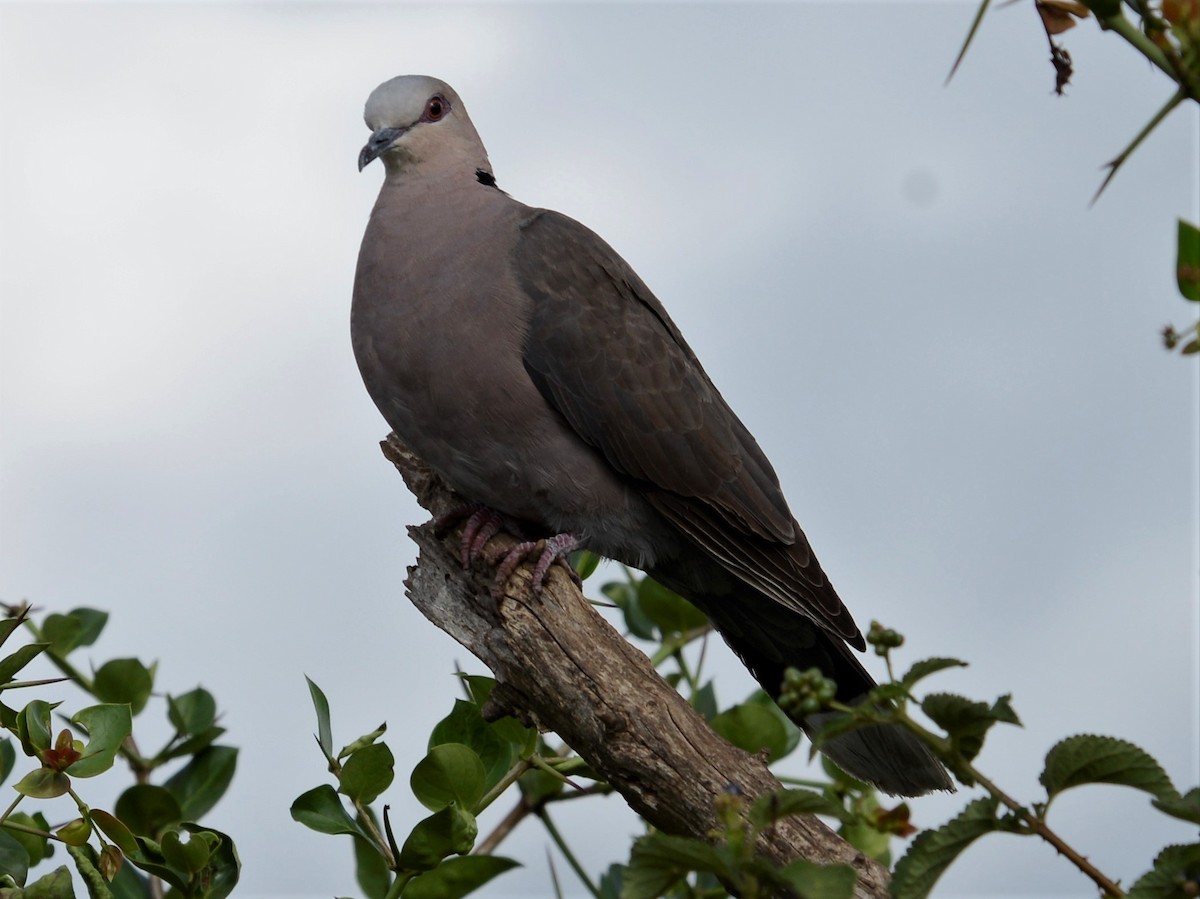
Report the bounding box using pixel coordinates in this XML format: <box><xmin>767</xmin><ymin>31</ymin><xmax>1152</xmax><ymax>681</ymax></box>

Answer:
<box><xmin>623</xmin><ymin>832</ymin><xmax>728</xmax><ymax>899</ymax></box>
<box><xmin>353</xmin><ymin>834</ymin><xmax>391</xmax><ymax>899</ymax></box>
<box><xmin>410</xmin><ymin>744</ymin><xmax>486</xmax><ymax>812</ymax></box>
<box><xmin>92</xmin><ymin>659</ymin><xmax>153</xmax><ymax>716</ymax></box>
<box><xmin>178</xmin><ymin>823</ymin><xmax>240</xmax><ymax>899</ymax></box>
<box><xmin>711</xmin><ymin>701</ymin><xmax>790</xmax><ymax>762</ymax></box>
<box><xmin>920</xmin><ymin>693</ymin><xmax>1018</xmax><ymax>765</ymax></box>
<box><xmin>749</xmin><ymin>788</ymin><xmax>849</xmax><ymax>828</ymax></box>
<box><xmin>396</xmin><ymin>804</ymin><xmax>478</xmax><ymax>872</ymax></box>
<box><xmin>290</xmin><ymin>784</ymin><xmax>368</xmax><ymax>839</ymax></box>
<box><xmin>161</xmin><ymin>724</ymin><xmax>225</xmax><ymax>762</ymax></box>
<box><xmin>744</xmin><ymin>689</ymin><xmax>803</xmax><ymax>758</ymax></box>
<box><xmin>16</xmin><ymin>700</ymin><xmax>55</xmax><ymax>756</ymax></box>
<box><xmin>14</xmin><ymin>865</ymin><xmax>76</xmax><ymax>898</ymax></box>
<box><xmin>166</xmin><ymin>688</ymin><xmax>216</xmax><ymax>737</ymax></box>
<box><xmin>900</xmin><ymin>657</ymin><xmax>968</xmax><ymax>690</ymax></box>
<box><xmin>1152</xmin><ymin>786</ymin><xmax>1200</xmax><ymax>825</ymax></box>
<box><xmin>430</xmin><ymin>700</ymin><xmax>515</xmax><ymax>790</ymax></box>
<box><xmin>90</xmin><ymin>809</ymin><xmax>139</xmax><ymax>855</ymax></box>
<box><xmin>890</xmin><ymin>796</ymin><xmax>999</xmax><ymax>899</ymax></box>
<box><xmin>0</xmin><ymin>614</ymin><xmax>24</xmax><ymax>651</ymax></box>
<box><xmin>0</xmin><ymin>644</ymin><xmax>48</xmax><ymax>685</ymax></box>
<box><xmin>1041</xmin><ymin>734</ymin><xmax>1177</xmax><ymax>805</ymax></box>
<box><xmin>1177</xmin><ymin>219</ymin><xmax>1200</xmax><ymax>301</ymax></box>
<box><xmin>0</xmin><ymin>737</ymin><xmax>14</xmax><ymax>785</ymax></box>
<box><xmin>13</xmin><ymin>767</ymin><xmax>70</xmax><ymax>799</ymax></box>
<box><xmin>570</xmin><ymin>550</ymin><xmax>601</xmax><ymax>581</ymax></box>
<box><xmin>0</xmin><ymin>828</ymin><xmax>30</xmax><ymax>887</ymax></box>
<box><xmin>68</xmin><ymin>704</ymin><xmax>133</xmax><ymax>778</ymax></box>
<box><xmin>163</xmin><ymin>745</ymin><xmax>238</xmax><ymax>821</ymax></box>
<box><xmin>403</xmin><ymin>855</ymin><xmax>520</xmax><ymax>899</ymax></box>
<box><xmin>600</xmin><ymin>579</ymin><xmax>655</xmax><ymax>641</ymax></box>
<box><xmin>1126</xmin><ymin>842</ymin><xmax>1200</xmax><ymax>898</ymax></box>
<box><xmin>114</xmin><ymin>784</ymin><xmax>183</xmax><ymax>838</ymax></box>
<box><xmin>337</xmin><ymin>723</ymin><xmax>387</xmax><ymax>760</ymax></box>
<box><xmin>339</xmin><ymin>742</ymin><xmax>394</xmax><ymax>805</ymax></box>
<box><xmin>41</xmin><ymin>609</ymin><xmax>108</xmax><ymax>657</ymax></box>
<box><xmin>775</xmin><ymin>858</ymin><xmax>857</xmax><ymax>899</ymax></box>
<box><xmin>637</xmin><ymin>578</ymin><xmax>708</xmax><ymax>637</ymax></box>
<box><xmin>305</xmin><ymin>676</ymin><xmax>333</xmax><ymax>758</ymax></box>
<box><xmin>690</xmin><ymin>680</ymin><xmax>718</xmax><ymax>721</ymax></box>
<box><xmin>2</xmin><ymin>812</ymin><xmax>52</xmax><ymax>867</ymax></box>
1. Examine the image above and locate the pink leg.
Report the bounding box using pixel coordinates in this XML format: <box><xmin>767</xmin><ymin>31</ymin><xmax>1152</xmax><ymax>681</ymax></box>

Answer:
<box><xmin>489</xmin><ymin>533</ymin><xmax>582</xmax><ymax>598</ymax></box>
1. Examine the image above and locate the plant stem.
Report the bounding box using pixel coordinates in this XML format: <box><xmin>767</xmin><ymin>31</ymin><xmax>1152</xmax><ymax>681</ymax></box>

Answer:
<box><xmin>536</xmin><ymin>806</ymin><xmax>604</xmax><ymax>899</ymax></box>
<box><xmin>476</xmin><ymin>758</ymin><xmax>532</xmax><ymax>814</ymax></box>
<box><xmin>964</xmin><ymin>764</ymin><xmax>1125</xmax><ymax>898</ymax></box>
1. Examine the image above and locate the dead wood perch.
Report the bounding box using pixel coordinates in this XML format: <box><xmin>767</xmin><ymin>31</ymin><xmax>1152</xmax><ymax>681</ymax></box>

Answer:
<box><xmin>381</xmin><ymin>433</ymin><xmax>891</xmax><ymax>898</ymax></box>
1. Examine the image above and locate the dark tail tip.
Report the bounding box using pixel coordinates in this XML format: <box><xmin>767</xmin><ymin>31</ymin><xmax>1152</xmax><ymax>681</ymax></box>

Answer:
<box><xmin>806</xmin><ymin>712</ymin><xmax>955</xmax><ymax>797</ymax></box>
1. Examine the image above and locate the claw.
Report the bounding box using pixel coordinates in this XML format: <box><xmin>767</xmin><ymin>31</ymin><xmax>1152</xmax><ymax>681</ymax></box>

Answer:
<box><xmin>488</xmin><ymin>533</ymin><xmax>581</xmax><ymax>598</ymax></box>
<box><xmin>432</xmin><ymin>505</ymin><xmax>516</xmax><ymax>569</ymax></box>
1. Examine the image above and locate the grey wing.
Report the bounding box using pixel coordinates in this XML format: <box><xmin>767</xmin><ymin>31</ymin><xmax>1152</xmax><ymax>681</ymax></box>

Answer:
<box><xmin>514</xmin><ymin>209</ymin><xmax>863</xmax><ymax>648</ymax></box>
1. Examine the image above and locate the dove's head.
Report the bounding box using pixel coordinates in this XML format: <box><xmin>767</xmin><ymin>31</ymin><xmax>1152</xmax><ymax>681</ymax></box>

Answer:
<box><xmin>358</xmin><ymin>75</ymin><xmax>492</xmax><ymax>180</ymax></box>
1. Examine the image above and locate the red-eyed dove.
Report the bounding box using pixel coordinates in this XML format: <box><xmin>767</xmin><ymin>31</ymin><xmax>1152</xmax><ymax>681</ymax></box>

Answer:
<box><xmin>352</xmin><ymin>75</ymin><xmax>951</xmax><ymax>796</ymax></box>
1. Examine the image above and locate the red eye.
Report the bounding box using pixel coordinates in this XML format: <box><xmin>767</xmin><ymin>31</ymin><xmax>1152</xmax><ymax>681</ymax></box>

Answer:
<box><xmin>423</xmin><ymin>95</ymin><xmax>447</xmax><ymax>121</ymax></box>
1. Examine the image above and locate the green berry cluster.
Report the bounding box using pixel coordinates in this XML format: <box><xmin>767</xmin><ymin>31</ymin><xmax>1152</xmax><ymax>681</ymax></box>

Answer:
<box><xmin>867</xmin><ymin>620</ymin><xmax>904</xmax><ymax>657</ymax></box>
<box><xmin>778</xmin><ymin>666</ymin><xmax>838</xmax><ymax>718</ymax></box>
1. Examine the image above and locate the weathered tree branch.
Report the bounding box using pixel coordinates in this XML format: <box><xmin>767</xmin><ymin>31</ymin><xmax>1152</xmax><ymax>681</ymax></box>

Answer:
<box><xmin>381</xmin><ymin>434</ymin><xmax>891</xmax><ymax>898</ymax></box>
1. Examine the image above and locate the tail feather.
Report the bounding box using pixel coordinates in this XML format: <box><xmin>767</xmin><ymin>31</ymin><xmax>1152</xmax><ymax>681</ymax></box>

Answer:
<box><xmin>651</xmin><ymin>564</ymin><xmax>953</xmax><ymax>797</ymax></box>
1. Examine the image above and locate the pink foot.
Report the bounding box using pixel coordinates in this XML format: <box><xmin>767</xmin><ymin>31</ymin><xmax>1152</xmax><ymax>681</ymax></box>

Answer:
<box><xmin>432</xmin><ymin>505</ymin><xmax>516</xmax><ymax>569</ymax></box>
<box><xmin>488</xmin><ymin>533</ymin><xmax>582</xmax><ymax>598</ymax></box>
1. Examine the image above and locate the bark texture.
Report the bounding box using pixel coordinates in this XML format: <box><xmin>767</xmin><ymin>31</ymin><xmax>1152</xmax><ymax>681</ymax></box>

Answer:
<box><xmin>380</xmin><ymin>434</ymin><xmax>890</xmax><ymax>898</ymax></box>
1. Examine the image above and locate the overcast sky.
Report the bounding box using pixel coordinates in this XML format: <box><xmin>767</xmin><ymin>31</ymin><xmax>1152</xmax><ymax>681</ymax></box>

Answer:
<box><xmin>1</xmin><ymin>3</ymin><xmax>1197</xmax><ymax>898</ymax></box>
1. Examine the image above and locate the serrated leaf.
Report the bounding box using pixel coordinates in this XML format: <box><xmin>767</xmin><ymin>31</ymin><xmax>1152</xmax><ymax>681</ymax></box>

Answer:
<box><xmin>411</xmin><ymin>743</ymin><xmax>486</xmax><ymax>812</ymax></box>
<box><xmin>403</xmin><ymin>855</ymin><xmax>521</xmax><ymax>899</ymax></box>
<box><xmin>750</xmin><ymin>788</ymin><xmax>849</xmax><ymax>828</ymax></box>
<box><xmin>396</xmin><ymin>804</ymin><xmax>478</xmax><ymax>871</ymax></box>
<box><xmin>166</xmin><ymin>688</ymin><xmax>216</xmax><ymax>737</ymax></box>
<box><xmin>1041</xmin><ymin>734</ymin><xmax>1176</xmax><ymax>804</ymax></box>
<box><xmin>890</xmin><ymin>796</ymin><xmax>1000</xmax><ymax>899</ymax></box>
<box><xmin>1177</xmin><ymin>219</ymin><xmax>1200</xmax><ymax>301</ymax></box>
<box><xmin>711</xmin><ymin>701</ymin><xmax>790</xmax><ymax>762</ymax></box>
<box><xmin>164</xmin><ymin>745</ymin><xmax>238</xmax><ymax>820</ymax></box>
<box><xmin>623</xmin><ymin>832</ymin><xmax>729</xmax><ymax>899</ymax></box>
<box><xmin>901</xmin><ymin>657</ymin><xmax>968</xmax><ymax>689</ymax></box>
<box><xmin>1126</xmin><ymin>841</ymin><xmax>1200</xmax><ymax>898</ymax></box>
<box><xmin>1152</xmin><ymin>786</ymin><xmax>1200</xmax><ymax>825</ymax></box>
<box><xmin>68</xmin><ymin>703</ymin><xmax>133</xmax><ymax>778</ymax></box>
<box><xmin>92</xmin><ymin>659</ymin><xmax>153</xmax><ymax>716</ymax></box>
<box><xmin>290</xmin><ymin>784</ymin><xmax>369</xmax><ymax>839</ymax></box>
<box><xmin>920</xmin><ymin>693</ymin><xmax>1016</xmax><ymax>763</ymax></box>
<box><xmin>0</xmin><ymin>644</ymin><xmax>48</xmax><ymax>685</ymax></box>
<box><xmin>339</xmin><ymin>742</ymin><xmax>394</xmax><ymax>805</ymax></box>
<box><xmin>775</xmin><ymin>857</ymin><xmax>857</xmax><ymax>899</ymax></box>
<box><xmin>305</xmin><ymin>676</ymin><xmax>333</xmax><ymax>758</ymax></box>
